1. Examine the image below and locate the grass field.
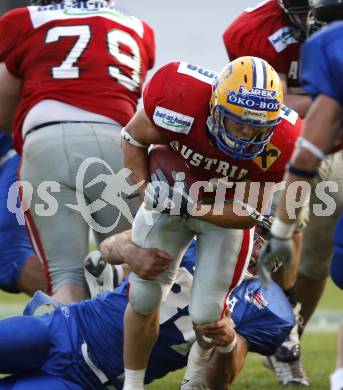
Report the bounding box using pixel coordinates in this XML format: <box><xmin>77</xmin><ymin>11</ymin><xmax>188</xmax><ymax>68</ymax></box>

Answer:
<box><xmin>146</xmin><ymin>333</ymin><xmax>337</xmax><ymax>389</ymax></box>
<box><xmin>0</xmin><ymin>279</ymin><xmax>342</xmax><ymax>389</ymax></box>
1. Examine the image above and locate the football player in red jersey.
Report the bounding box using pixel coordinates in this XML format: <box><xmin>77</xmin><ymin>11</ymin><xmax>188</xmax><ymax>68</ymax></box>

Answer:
<box><xmin>0</xmin><ymin>0</ymin><xmax>155</xmax><ymax>303</ymax></box>
<box><xmin>223</xmin><ymin>2</ymin><xmax>343</xmax><ymax>385</ymax></box>
<box><xmin>120</xmin><ymin>56</ymin><xmax>301</xmax><ymax>390</ymax></box>
<box><xmin>224</xmin><ymin>0</ymin><xmax>311</xmax><ymax>119</ymax></box>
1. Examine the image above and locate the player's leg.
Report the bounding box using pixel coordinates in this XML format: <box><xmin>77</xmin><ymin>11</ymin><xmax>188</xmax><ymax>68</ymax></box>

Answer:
<box><xmin>85</xmin><ymin>123</ymin><xmax>140</xmax><ymax>290</ymax></box>
<box><xmin>123</xmin><ymin>208</ymin><xmax>194</xmax><ymax>390</ymax></box>
<box><xmin>181</xmin><ymin>224</ymin><xmax>253</xmax><ymax>389</ymax></box>
<box><xmin>297</xmin><ymin>151</ymin><xmax>343</xmax><ymax>327</ymax></box>
<box><xmin>0</xmin><ymin>315</ymin><xmax>52</xmax><ymax>373</ymax></box>
<box><xmin>296</xmin><ymin>211</ymin><xmax>335</xmax><ymax>328</ymax></box>
<box><xmin>189</xmin><ymin>224</ymin><xmax>253</xmax><ymax>325</ymax></box>
<box><xmin>0</xmin><ymin>152</ymin><xmax>46</xmax><ymax>295</ymax></box>
<box><xmin>20</xmin><ymin>125</ymin><xmax>91</xmax><ymax>303</ymax></box>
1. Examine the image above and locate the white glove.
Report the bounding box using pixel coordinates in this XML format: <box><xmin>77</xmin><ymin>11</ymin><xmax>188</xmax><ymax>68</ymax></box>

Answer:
<box><xmin>257</xmin><ymin>235</ymin><xmax>294</xmax><ymax>288</ymax></box>
<box><xmin>144</xmin><ymin>169</ymin><xmax>195</xmax><ymax>217</ymax></box>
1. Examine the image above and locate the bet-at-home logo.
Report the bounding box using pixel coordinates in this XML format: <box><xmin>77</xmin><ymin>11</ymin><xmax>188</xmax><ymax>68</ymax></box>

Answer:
<box><xmin>153</xmin><ymin>106</ymin><xmax>194</xmax><ymax>134</ymax></box>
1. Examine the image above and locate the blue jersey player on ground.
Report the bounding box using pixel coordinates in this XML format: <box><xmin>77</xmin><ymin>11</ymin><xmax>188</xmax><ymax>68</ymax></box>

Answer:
<box><xmin>0</xmin><ymin>130</ymin><xmax>45</xmax><ymax>295</ymax></box>
<box><xmin>0</xmin><ymin>233</ymin><xmax>294</xmax><ymax>390</ymax></box>
<box><xmin>257</xmin><ymin>1</ymin><xmax>343</xmax><ymax>389</ymax></box>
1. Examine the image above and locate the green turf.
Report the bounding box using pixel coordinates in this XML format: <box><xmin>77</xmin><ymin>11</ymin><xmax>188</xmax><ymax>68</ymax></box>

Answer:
<box><xmin>0</xmin><ymin>278</ymin><xmax>341</xmax><ymax>388</ymax></box>
<box><xmin>318</xmin><ymin>278</ymin><xmax>343</xmax><ymax>311</ymax></box>
<box><xmin>146</xmin><ymin>332</ymin><xmax>337</xmax><ymax>389</ymax></box>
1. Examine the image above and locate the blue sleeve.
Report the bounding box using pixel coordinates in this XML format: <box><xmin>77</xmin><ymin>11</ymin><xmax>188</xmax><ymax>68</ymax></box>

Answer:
<box><xmin>301</xmin><ymin>22</ymin><xmax>343</xmax><ymax>106</ymax></box>
<box><xmin>230</xmin><ymin>278</ymin><xmax>295</xmax><ymax>356</ymax></box>
<box><xmin>0</xmin><ymin>131</ymin><xmax>13</xmax><ymax>156</ymax></box>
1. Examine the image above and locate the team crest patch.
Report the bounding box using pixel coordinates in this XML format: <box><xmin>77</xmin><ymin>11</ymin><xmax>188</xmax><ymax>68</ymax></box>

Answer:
<box><xmin>245</xmin><ymin>290</ymin><xmax>269</xmax><ymax>310</ymax></box>
<box><xmin>153</xmin><ymin>106</ymin><xmax>194</xmax><ymax>134</ymax></box>
<box><xmin>253</xmin><ymin>142</ymin><xmax>281</xmax><ymax>171</ymax></box>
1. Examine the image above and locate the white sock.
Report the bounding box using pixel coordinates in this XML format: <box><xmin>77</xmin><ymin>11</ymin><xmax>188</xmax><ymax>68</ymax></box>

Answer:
<box><xmin>183</xmin><ymin>341</ymin><xmax>212</xmax><ymax>382</ymax></box>
<box><xmin>330</xmin><ymin>367</ymin><xmax>343</xmax><ymax>390</ymax></box>
<box><xmin>123</xmin><ymin>368</ymin><xmax>146</xmax><ymax>390</ymax></box>
<box><xmin>114</xmin><ymin>264</ymin><xmax>125</xmax><ymax>284</ymax></box>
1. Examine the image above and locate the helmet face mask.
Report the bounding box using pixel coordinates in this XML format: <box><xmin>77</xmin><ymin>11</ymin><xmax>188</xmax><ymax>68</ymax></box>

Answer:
<box><xmin>307</xmin><ymin>0</ymin><xmax>343</xmax><ymax>36</ymax></box>
<box><xmin>208</xmin><ymin>57</ymin><xmax>283</xmax><ymax>160</ymax></box>
<box><xmin>279</xmin><ymin>0</ymin><xmax>310</xmax><ymax>41</ymax></box>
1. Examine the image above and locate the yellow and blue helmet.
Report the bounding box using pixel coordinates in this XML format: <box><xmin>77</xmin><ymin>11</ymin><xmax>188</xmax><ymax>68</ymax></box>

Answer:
<box><xmin>208</xmin><ymin>56</ymin><xmax>283</xmax><ymax>160</ymax></box>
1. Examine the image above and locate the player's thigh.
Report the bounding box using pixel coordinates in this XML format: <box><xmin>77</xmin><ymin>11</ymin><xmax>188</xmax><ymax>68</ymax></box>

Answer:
<box><xmin>20</xmin><ymin>127</ymin><xmax>91</xmax><ymax>291</ymax></box>
<box><xmin>299</xmin><ymin>186</ymin><xmax>340</xmax><ymax>280</ymax></box>
<box><xmin>129</xmin><ymin>207</ymin><xmax>195</xmax><ymax>314</ymax></box>
<box><xmin>190</xmin><ymin>223</ymin><xmax>253</xmax><ymax>325</ymax></box>
<box><xmin>0</xmin><ymin>372</ymin><xmax>83</xmax><ymax>390</ymax></box>
<box><xmin>82</xmin><ymin>123</ymin><xmax>141</xmax><ymax>244</ymax></box>
<box><xmin>0</xmin><ymin>316</ymin><xmax>52</xmax><ymax>373</ymax></box>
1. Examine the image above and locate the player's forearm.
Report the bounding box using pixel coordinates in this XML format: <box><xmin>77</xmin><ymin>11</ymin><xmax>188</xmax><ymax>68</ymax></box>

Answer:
<box><xmin>283</xmin><ymin>94</ymin><xmax>312</xmax><ymax>119</ymax></box>
<box><xmin>99</xmin><ymin>230</ymin><xmax>133</xmax><ymax>265</ymax></box>
<box><xmin>122</xmin><ymin>141</ymin><xmax>149</xmax><ymax>196</ymax></box>
<box><xmin>206</xmin><ymin>337</ymin><xmax>248</xmax><ymax>389</ymax></box>
<box><xmin>192</xmin><ymin>203</ymin><xmax>256</xmax><ymax>229</ymax></box>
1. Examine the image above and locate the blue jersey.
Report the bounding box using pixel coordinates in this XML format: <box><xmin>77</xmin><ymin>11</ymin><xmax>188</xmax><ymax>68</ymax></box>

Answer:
<box><xmin>300</xmin><ymin>22</ymin><xmax>343</xmax><ymax>290</ymax></box>
<box><xmin>301</xmin><ymin>21</ymin><xmax>343</xmax><ymax>105</ymax></box>
<box><xmin>77</xmin><ymin>271</ymin><xmax>294</xmax><ymax>388</ymax></box>
<box><xmin>0</xmin><ymin>243</ymin><xmax>294</xmax><ymax>389</ymax></box>
<box><xmin>0</xmin><ymin>132</ymin><xmax>12</xmax><ymax>157</ymax></box>
<box><xmin>0</xmin><ymin>142</ymin><xmax>34</xmax><ymax>292</ymax></box>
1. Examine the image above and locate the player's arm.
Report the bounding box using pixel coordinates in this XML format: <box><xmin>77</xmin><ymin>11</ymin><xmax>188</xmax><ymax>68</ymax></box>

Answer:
<box><xmin>206</xmin><ymin>337</ymin><xmax>248</xmax><ymax>389</ymax></box>
<box><xmin>194</xmin><ymin>312</ymin><xmax>248</xmax><ymax>389</ymax></box>
<box><xmin>277</xmin><ymin>94</ymin><xmax>341</xmax><ymax>227</ymax></box>
<box><xmin>279</xmin><ymin>73</ymin><xmax>312</xmax><ymax>118</ymax></box>
<box><xmin>122</xmin><ymin>108</ymin><xmax>169</xmax><ymax>196</ymax></box>
<box><xmin>257</xmin><ymin>95</ymin><xmax>341</xmax><ymax>284</ymax></box>
<box><xmin>99</xmin><ymin>230</ymin><xmax>172</xmax><ymax>280</ymax></box>
<box><xmin>192</xmin><ymin>181</ymin><xmax>274</xmax><ymax>229</ymax></box>
<box><xmin>0</xmin><ymin>63</ymin><xmax>21</xmax><ymax>132</ymax></box>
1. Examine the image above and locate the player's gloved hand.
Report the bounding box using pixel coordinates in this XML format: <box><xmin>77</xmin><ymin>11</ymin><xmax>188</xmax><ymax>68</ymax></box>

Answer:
<box><xmin>257</xmin><ymin>234</ymin><xmax>294</xmax><ymax>288</ymax></box>
<box><xmin>144</xmin><ymin>169</ymin><xmax>195</xmax><ymax>217</ymax></box>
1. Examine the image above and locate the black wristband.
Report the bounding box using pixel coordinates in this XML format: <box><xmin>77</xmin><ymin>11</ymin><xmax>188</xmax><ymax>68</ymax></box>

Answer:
<box><xmin>286</xmin><ymin>163</ymin><xmax>318</xmax><ymax>179</ymax></box>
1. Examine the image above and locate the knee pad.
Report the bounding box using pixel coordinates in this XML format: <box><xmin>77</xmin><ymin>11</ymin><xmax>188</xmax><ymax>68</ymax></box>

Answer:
<box><xmin>129</xmin><ymin>273</ymin><xmax>164</xmax><ymax>315</ymax></box>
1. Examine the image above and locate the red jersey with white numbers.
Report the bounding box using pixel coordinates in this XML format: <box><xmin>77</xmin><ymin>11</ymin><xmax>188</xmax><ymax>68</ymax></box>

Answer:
<box><xmin>0</xmin><ymin>2</ymin><xmax>155</xmax><ymax>153</ymax></box>
<box><xmin>223</xmin><ymin>0</ymin><xmax>302</xmax><ymax>93</ymax></box>
<box><xmin>144</xmin><ymin>62</ymin><xmax>301</xmax><ymax>188</ymax></box>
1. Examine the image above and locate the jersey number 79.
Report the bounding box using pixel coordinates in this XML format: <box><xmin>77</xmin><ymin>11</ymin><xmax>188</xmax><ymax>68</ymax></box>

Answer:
<box><xmin>45</xmin><ymin>25</ymin><xmax>141</xmax><ymax>91</ymax></box>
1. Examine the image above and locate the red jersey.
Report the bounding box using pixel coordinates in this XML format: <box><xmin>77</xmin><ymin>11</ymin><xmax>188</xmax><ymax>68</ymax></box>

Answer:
<box><xmin>0</xmin><ymin>2</ymin><xmax>155</xmax><ymax>153</ymax></box>
<box><xmin>144</xmin><ymin>62</ymin><xmax>301</xmax><ymax>188</ymax></box>
<box><xmin>223</xmin><ymin>0</ymin><xmax>302</xmax><ymax>93</ymax></box>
